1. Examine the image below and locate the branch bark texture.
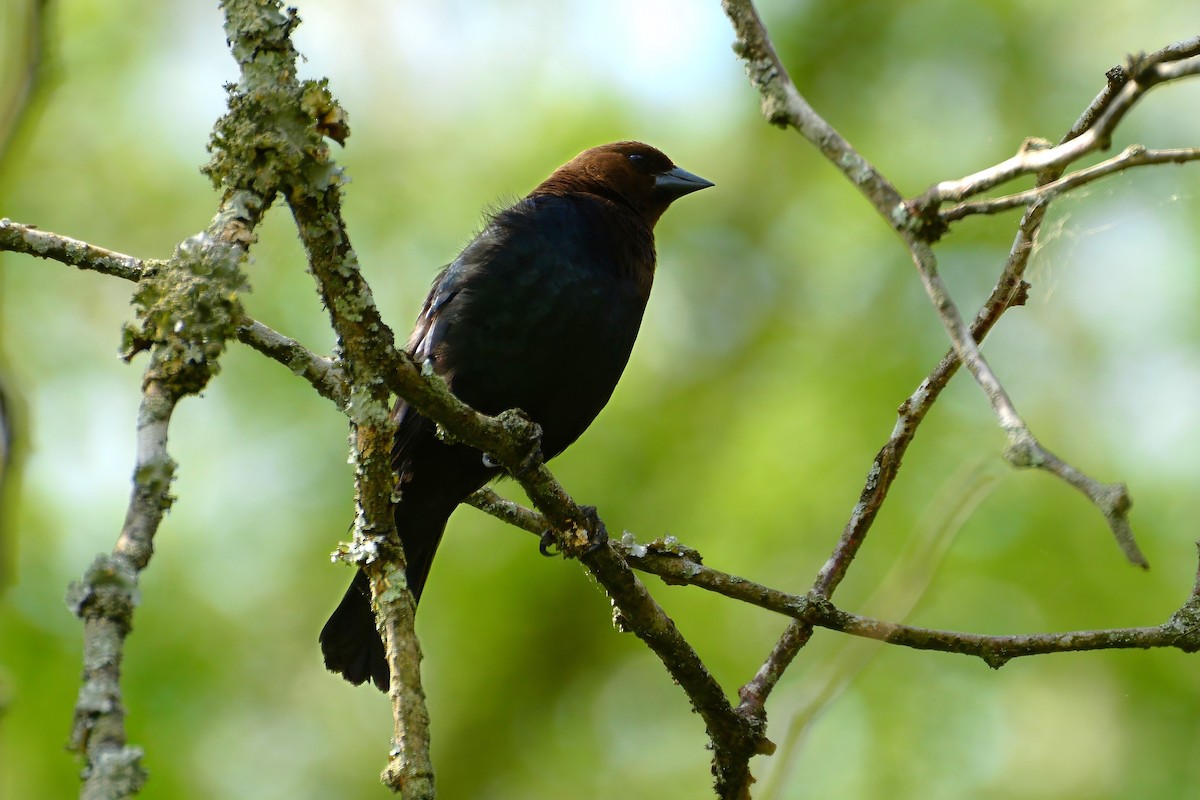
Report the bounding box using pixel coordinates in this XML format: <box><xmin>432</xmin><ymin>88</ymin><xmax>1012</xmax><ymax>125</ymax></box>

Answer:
<box><xmin>1</xmin><ymin>4</ymin><xmax>1198</xmax><ymax>800</ymax></box>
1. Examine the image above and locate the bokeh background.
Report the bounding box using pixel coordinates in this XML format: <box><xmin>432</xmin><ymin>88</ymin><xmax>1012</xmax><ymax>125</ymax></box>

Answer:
<box><xmin>3</xmin><ymin>1</ymin><xmax>1200</xmax><ymax>798</ymax></box>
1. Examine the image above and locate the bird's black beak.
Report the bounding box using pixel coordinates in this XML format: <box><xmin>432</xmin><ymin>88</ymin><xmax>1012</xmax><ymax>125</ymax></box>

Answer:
<box><xmin>654</xmin><ymin>166</ymin><xmax>714</xmax><ymax>199</ymax></box>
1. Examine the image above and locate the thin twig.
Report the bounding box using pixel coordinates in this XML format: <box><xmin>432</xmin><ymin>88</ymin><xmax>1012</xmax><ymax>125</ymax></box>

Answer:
<box><xmin>718</xmin><ymin>0</ymin><xmax>905</xmax><ymax>227</ymax></box>
<box><xmin>808</xmin><ymin>595</ymin><xmax>1197</xmax><ymax>667</ymax></box>
<box><xmin>941</xmin><ymin>146</ymin><xmax>1200</xmax><ymax>222</ymax></box>
<box><xmin>720</xmin><ymin>1</ymin><xmax>1185</xmax><ymax>761</ymax></box>
<box><xmin>465</xmin><ymin>490</ymin><xmax>1200</xmax><ymax>667</ymax></box>
<box><xmin>0</xmin><ymin>219</ymin><xmax>348</xmax><ymax>406</ymax></box>
<box><xmin>236</xmin><ymin>318</ymin><xmax>347</xmax><ymax>405</ymax></box>
<box><xmin>914</xmin><ymin>49</ymin><xmax>1200</xmax><ymax>215</ymax></box>
<box><xmin>0</xmin><ymin>218</ymin><xmax>156</xmax><ymax>281</ymax></box>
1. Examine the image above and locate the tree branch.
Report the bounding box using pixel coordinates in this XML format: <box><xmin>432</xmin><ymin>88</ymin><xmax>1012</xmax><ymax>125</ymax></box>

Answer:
<box><xmin>61</xmin><ymin>0</ymin><xmax>336</xmax><ymax>791</ymax></box>
<box><xmin>0</xmin><ymin>219</ymin><xmax>348</xmax><ymax>406</ymax></box>
<box><xmin>941</xmin><ymin>145</ymin><xmax>1200</xmax><ymax>222</ymax></box>
<box><xmin>913</xmin><ymin>43</ymin><xmax>1200</xmax><ymax>215</ymax></box>
<box><xmin>7</xmin><ymin>2</ymin><xmax>1196</xmax><ymax>797</ymax></box>
<box><xmin>723</xmin><ymin>0</ymin><xmax>1188</xmax><ymax>578</ymax></box>
<box><xmin>235</xmin><ymin>318</ymin><xmax>347</xmax><ymax>405</ymax></box>
<box><xmin>288</xmin><ymin>183</ymin><xmax>434</xmax><ymax>798</ymax></box>
<box><xmin>0</xmin><ymin>218</ymin><xmax>157</xmax><ymax>282</ymax></box>
<box><xmin>67</xmin><ymin>192</ymin><xmax>260</xmax><ymax>800</ymax></box>
<box><xmin>467</xmin><ymin>490</ymin><xmax>1200</xmax><ymax>667</ymax></box>
<box><xmin>719</xmin><ymin>6</ymin><xmax>1198</xmax><ymax>787</ymax></box>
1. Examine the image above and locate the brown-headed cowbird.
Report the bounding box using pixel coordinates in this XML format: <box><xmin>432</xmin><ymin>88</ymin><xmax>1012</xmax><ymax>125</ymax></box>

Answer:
<box><xmin>320</xmin><ymin>141</ymin><xmax>712</xmax><ymax>690</ymax></box>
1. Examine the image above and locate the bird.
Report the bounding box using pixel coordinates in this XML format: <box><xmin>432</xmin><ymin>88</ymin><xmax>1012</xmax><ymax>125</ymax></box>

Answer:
<box><xmin>319</xmin><ymin>141</ymin><xmax>712</xmax><ymax>690</ymax></box>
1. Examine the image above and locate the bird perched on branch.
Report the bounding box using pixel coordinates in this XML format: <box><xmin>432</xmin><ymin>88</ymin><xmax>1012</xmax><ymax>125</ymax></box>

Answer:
<box><xmin>320</xmin><ymin>141</ymin><xmax>712</xmax><ymax>690</ymax></box>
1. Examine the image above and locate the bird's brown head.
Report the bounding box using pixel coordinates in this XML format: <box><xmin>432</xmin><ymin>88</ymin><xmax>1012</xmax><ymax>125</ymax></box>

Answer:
<box><xmin>530</xmin><ymin>141</ymin><xmax>713</xmax><ymax>226</ymax></box>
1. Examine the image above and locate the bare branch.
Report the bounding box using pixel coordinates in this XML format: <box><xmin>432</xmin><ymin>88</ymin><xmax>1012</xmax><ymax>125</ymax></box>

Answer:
<box><xmin>466</xmin><ymin>491</ymin><xmax>1200</xmax><ymax>669</ymax></box>
<box><xmin>808</xmin><ymin>596</ymin><xmax>1192</xmax><ymax>668</ymax></box>
<box><xmin>1004</xmin><ymin>437</ymin><xmax>1145</xmax><ymax>566</ymax></box>
<box><xmin>941</xmin><ymin>146</ymin><xmax>1200</xmax><ymax>222</ymax></box>
<box><xmin>719</xmin><ymin>0</ymin><xmax>905</xmax><ymax>227</ymax></box>
<box><xmin>720</xmin><ymin>3</ymin><xmax>1184</xmax><ymax>762</ymax></box>
<box><xmin>720</xmin><ymin>3</ymin><xmax>1142</xmax><ymax>575</ymax></box>
<box><xmin>915</xmin><ymin>43</ymin><xmax>1200</xmax><ymax>216</ymax></box>
<box><xmin>0</xmin><ymin>218</ymin><xmax>157</xmax><ymax>281</ymax></box>
<box><xmin>236</xmin><ymin>318</ymin><xmax>347</xmax><ymax>406</ymax></box>
<box><xmin>897</xmin><ymin>241</ymin><xmax>1151</xmax><ymax>565</ymax></box>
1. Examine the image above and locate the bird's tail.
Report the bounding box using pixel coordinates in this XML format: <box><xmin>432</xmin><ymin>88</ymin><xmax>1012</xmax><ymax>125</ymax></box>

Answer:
<box><xmin>319</xmin><ymin>510</ymin><xmax>449</xmax><ymax>691</ymax></box>
<box><xmin>319</xmin><ymin>570</ymin><xmax>388</xmax><ymax>690</ymax></box>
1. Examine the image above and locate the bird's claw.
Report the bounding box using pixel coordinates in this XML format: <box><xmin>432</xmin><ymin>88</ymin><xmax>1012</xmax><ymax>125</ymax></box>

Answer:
<box><xmin>579</xmin><ymin>505</ymin><xmax>609</xmax><ymax>554</ymax></box>
<box><xmin>537</xmin><ymin>506</ymin><xmax>608</xmax><ymax>558</ymax></box>
<box><xmin>538</xmin><ymin>529</ymin><xmax>559</xmax><ymax>557</ymax></box>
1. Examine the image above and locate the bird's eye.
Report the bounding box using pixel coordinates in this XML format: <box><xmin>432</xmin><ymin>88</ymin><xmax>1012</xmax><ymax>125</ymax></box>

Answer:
<box><xmin>628</xmin><ymin>153</ymin><xmax>647</xmax><ymax>167</ymax></box>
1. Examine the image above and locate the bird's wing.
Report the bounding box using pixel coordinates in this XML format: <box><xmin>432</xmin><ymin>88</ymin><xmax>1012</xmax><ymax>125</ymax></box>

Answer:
<box><xmin>391</xmin><ymin>263</ymin><xmax>452</xmax><ymax>470</ymax></box>
<box><xmin>389</xmin><ymin>231</ymin><xmax>495</xmax><ymax>471</ymax></box>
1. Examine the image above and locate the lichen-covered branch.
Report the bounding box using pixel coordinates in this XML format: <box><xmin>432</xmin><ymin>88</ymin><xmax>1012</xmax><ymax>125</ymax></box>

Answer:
<box><xmin>67</xmin><ymin>207</ymin><xmax>256</xmax><ymax>800</ymax></box>
<box><xmin>200</xmin><ymin>1</ymin><xmax>433</xmax><ymax>796</ymax></box>
<box><xmin>61</xmin><ymin>0</ymin><xmax>334</xmax><ymax>792</ymax></box>
<box><xmin>288</xmin><ymin>185</ymin><xmax>433</xmax><ymax>799</ymax></box>
<box><xmin>0</xmin><ymin>219</ymin><xmax>346</xmax><ymax>405</ymax></box>
<box><xmin>0</xmin><ymin>218</ymin><xmax>157</xmax><ymax>281</ymax></box>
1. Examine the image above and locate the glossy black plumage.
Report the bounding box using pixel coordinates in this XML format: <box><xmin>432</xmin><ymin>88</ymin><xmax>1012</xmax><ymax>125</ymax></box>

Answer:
<box><xmin>320</xmin><ymin>142</ymin><xmax>712</xmax><ymax>690</ymax></box>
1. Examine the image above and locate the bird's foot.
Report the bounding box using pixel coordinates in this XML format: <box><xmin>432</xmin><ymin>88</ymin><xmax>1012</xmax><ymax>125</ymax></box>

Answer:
<box><xmin>579</xmin><ymin>505</ymin><xmax>609</xmax><ymax>554</ymax></box>
<box><xmin>492</xmin><ymin>410</ymin><xmax>545</xmax><ymax>479</ymax></box>
<box><xmin>538</xmin><ymin>505</ymin><xmax>608</xmax><ymax>558</ymax></box>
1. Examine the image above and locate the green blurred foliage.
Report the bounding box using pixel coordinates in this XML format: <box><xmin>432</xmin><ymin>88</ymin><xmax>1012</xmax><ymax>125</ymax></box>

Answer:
<box><xmin>2</xmin><ymin>1</ymin><xmax>1200</xmax><ymax>798</ymax></box>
